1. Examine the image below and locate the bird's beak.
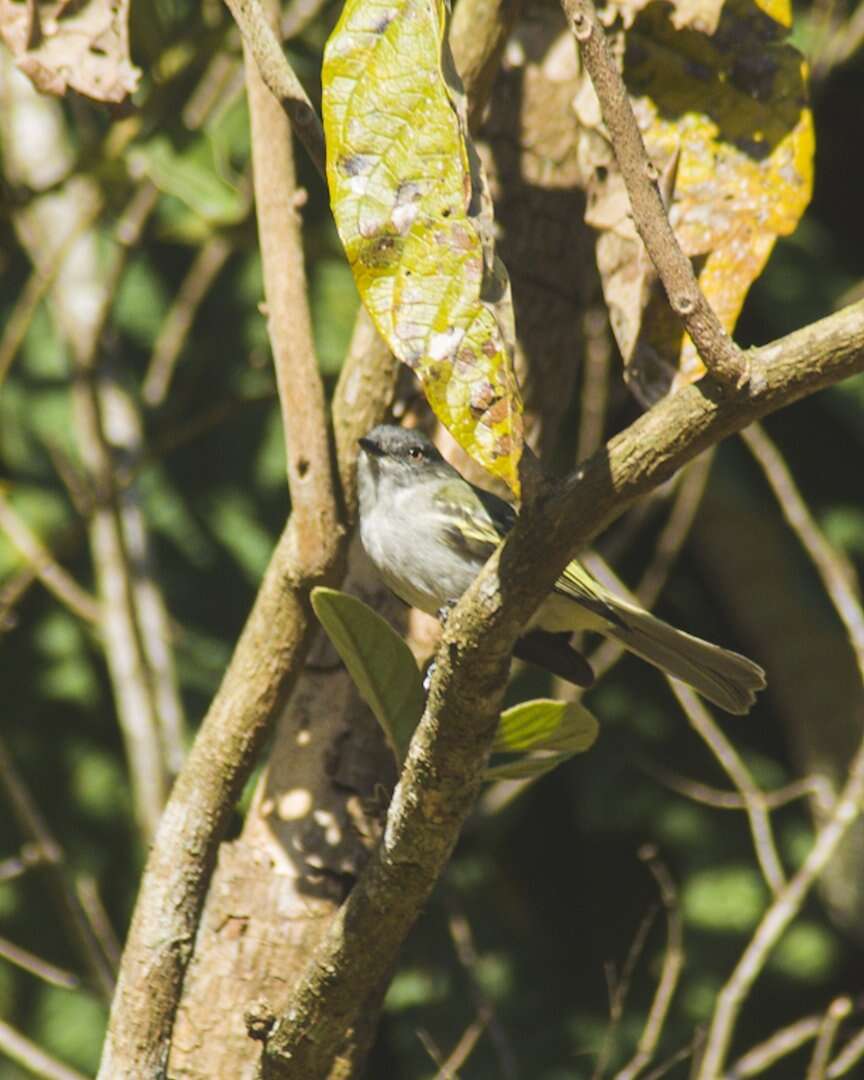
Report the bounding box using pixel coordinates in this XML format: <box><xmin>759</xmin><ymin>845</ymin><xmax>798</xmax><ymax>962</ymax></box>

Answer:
<box><xmin>358</xmin><ymin>436</ymin><xmax>382</xmax><ymax>456</ymax></box>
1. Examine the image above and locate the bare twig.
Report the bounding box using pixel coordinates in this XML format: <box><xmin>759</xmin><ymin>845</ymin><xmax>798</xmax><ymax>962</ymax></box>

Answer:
<box><xmin>670</xmin><ymin>684</ymin><xmax>786</xmax><ymax>896</ymax></box>
<box><xmin>0</xmin><ymin>935</ymin><xmax>80</xmax><ymax>990</ymax></box>
<box><xmin>643</xmin><ymin>764</ymin><xmax>830</xmax><ymax>814</ymax></box>
<box><xmin>594</xmin><ymin>905</ymin><xmax>660</xmax><ymax>1080</ymax></box>
<box><xmin>67</xmin><ymin>185</ymin><xmax>175</xmax><ymax>836</ymax></box>
<box><xmin>577</xmin><ymin>305</ymin><xmax>614</xmax><ymax>462</ymax></box>
<box><xmin>0</xmin><ymin>737</ymin><xmax>116</xmax><ymax>999</ymax></box>
<box><xmin>223</xmin><ymin>0</ymin><xmax>325</xmax><ymax>176</ymax></box>
<box><xmin>76</xmin><ymin>874</ymin><xmax>122</xmax><ymax>974</ymax></box>
<box><xmin>698</xmin><ymin>737</ymin><xmax>864</xmax><ymax>1079</ymax></box>
<box><xmin>614</xmin><ymin>847</ymin><xmax>684</xmax><ymax>1080</ymax></box>
<box><xmin>437</xmin><ymin>1011</ymin><xmax>491</xmax><ymax>1078</ymax></box>
<box><xmin>560</xmin><ymin>0</ymin><xmax>748</xmax><ymax>388</ymax></box>
<box><xmin>243</xmin><ymin>0</ymin><xmax>336</xmax><ymax>541</ymax></box>
<box><xmin>0</xmin><ymin>1020</ymin><xmax>88</xmax><ymax>1080</ymax></box>
<box><xmin>0</xmin><ymin>845</ymin><xmax>45</xmax><ymax>882</ymax></box>
<box><xmin>828</xmin><ymin>1023</ymin><xmax>864</xmax><ymax>1078</ymax></box>
<box><xmin>0</xmin><ymin>566</ymin><xmax>38</xmax><ymax>633</ymax></box>
<box><xmin>808</xmin><ymin>998</ymin><xmax>853</xmax><ymax>1080</ymax></box>
<box><xmin>281</xmin><ymin>0</ymin><xmax>329</xmax><ymax>40</ymax></box>
<box><xmin>743</xmin><ymin>424</ymin><xmax>864</xmax><ymax>686</ymax></box>
<box><xmin>447</xmin><ymin>903</ymin><xmax>518</xmax><ymax>1079</ymax></box>
<box><xmin>728</xmin><ymin>1012</ymin><xmax>823</xmax><ymax>1078</ymax></box>
<box><xmin>0</xmin><ymin>203</ymin><xmax>100</xmax><ymax>389</ymax></box>
<box><xmin>142</xmin><ymin>234</ymin><xmax>233</xmax><ymax>405</ymax></box>
<box><xmin>0</xmin><ymin>492</ymin><xmax>100</xmax><ymax>623</ymax></box>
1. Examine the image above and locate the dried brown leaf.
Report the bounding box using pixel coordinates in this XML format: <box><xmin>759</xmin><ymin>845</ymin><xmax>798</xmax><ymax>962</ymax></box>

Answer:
<box><xmin>0</xmin><ymin>0</ymin><xmax>140</xmax><ymax>104</ymax></box>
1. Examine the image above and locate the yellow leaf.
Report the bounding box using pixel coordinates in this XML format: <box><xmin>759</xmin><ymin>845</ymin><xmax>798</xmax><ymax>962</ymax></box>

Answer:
<box><xmin>322</xmin><ymin>0</ymin><xmax>523</xmax><ymax>494</ymax></box>
<box><xmin>585</xmin><ymin>0</ymin><xmax>813</xmax><ymax>400</ymax></box>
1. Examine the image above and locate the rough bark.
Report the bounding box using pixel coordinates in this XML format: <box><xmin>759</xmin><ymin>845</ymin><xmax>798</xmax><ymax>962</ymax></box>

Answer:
<box><xmin>169</xmin><ymin>541</ymin><xmax>398</xmax><ymax>1079</ymax></box>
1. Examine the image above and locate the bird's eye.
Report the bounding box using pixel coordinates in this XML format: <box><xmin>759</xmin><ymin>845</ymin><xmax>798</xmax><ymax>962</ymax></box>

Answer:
<box><xmin>407</xmin><ymin>446</ymin><xmax>424</xmax><ymax>460</ymax></box>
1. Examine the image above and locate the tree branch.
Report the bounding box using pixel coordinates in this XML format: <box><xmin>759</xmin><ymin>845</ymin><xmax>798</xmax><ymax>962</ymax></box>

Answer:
<box><xmin>0</xmin><ymin>1020</ymin><xmax>88</xmax><ymax>1080</ymax></box>
<box><xmin>560</xmin><ymin>0</ymin><xmax>749</xmax><ymax>388</ymax></box>
<box><xmin>223</xmin><ymin>0</ymin><xmax>325</xmax><ymax>177</ymax></box>
<box><xmin>259</xmin><ymin>302</ymin><xmax>864</xmax><ymax>1075</ymax></box>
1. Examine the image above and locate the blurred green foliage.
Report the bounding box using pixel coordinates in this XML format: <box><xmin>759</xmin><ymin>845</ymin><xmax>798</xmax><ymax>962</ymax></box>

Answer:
<box><xmin>1</xmin><ymin>0</ymin><xmax>863</xmax><ymax>1077</ymax></box>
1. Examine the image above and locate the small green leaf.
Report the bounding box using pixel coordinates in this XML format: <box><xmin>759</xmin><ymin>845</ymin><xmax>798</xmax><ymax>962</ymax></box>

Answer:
<box><xmin>311</xmin><ymin>587</ymin><xmax>425</xmax><ymax>762</ymax></box>
<box><xmin>493</xmin><ymin>699</ymin><xmax>598</xmax><ymax>755</ymax></box>
<box><xmin>484</xmin><ymin>752</ymin><xmax>574</xmax><ymax>782</ymax></box>
<box><xmin>130</xmin><ymin>134</ymin><xmax>247</xmax><ymax>227</ymax></box>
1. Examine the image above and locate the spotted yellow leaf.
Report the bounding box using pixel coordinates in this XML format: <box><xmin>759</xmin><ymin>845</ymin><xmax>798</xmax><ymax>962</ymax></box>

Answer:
<box><xmin>322</xmin><ymin>0</ymin><xmax>523</xmax><ymax>494</ymax></box>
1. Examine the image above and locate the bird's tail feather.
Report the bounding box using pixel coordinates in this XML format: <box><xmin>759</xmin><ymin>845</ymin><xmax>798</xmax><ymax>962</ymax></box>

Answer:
<box><xmin>607</xmin><ymin>604</ymin><xmax>766</xmax><ymax>715</ymax></box>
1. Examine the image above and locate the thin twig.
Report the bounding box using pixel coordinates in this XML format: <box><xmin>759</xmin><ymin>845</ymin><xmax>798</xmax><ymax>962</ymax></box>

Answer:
<box><xmin>76</xmin><ymin>874</ymin><xmax>122</xmax><ymax>974</ymax></box>
<box><xmin>243</xmin><ymin>0</ymin><xmax>337</xmax><ymax>543</ymax></box>
<box><xmin>807</xmin><ymin>998</ymin><xmax>853</xmax><ymax>1080</ymax></box>
<box><xmin>577</xmin><ymin>305</ymin><xmax>614</xmax><ymax>462</ymax></box>
<box><xmin>0</xmin><ymin>845</ymin><xmax>46</xmax><ymax>883</ymax></box>
<box><xmin>594</xmin><ymin>904</ymin><xmax>660</xmax><ymax>1080</ymax></box>
<box><xmin>66</xmin><ymin>186</ymin><xmax>174</xmax><ymax>836</ymax></box>
<box><xmin>642</xmin><ymin>763</ymin><xmax>830</xmax><ymax>814</ymax></box>
<box><xmin>728</xmin><ymin>1013</ymin><xmax>823</xmax><ymax>1078</ymax></box>
<box><xmin>437</xmin><ymin>1011</ymin><xmax>491</xmax><ymax>1079</ymax></box>
<box><xmin>0</xmin><ymin>935</ymin><xmax>80</xmax><ymax>990</ymax></box>
<box><xmin>828</xmin><ymin>1023</ymin><xmax>864</xmax><ymax>1078</ymax></box>
<box><xmin>743</xmin><ymin>424</ymin><xmax>864</xmax><ymax>686</ymax></box>
<box><xmin>447</xmin><ymin>903</ymin><xmax>518</xmax><ymax>1080</ymax></box>
<box><xmin>0</xmin><ymin>1020</ymin><xmax>88</xmax><ymax>1080</ymax></box>
<box><xmin>0</xmin><ymin>202</ymin><xmax>100</xmax><ymax>389</ymax></box>
<box><xmin>0</xmin><ymin>736</ymin><xmax>116</xmax><ymax>1000</ymax></box>
<box><xmin>142</xmin><ymin>234</ymin><xmax>233</xmax><ymax>405</ymax></box>
<box><xmin>0</xmin><ymin>566</ymin><xmax>38</xmax><ymax>633</ymax></box>
<box><xmin>223</xmin><ymin>0</ymin><xmax>326</xmax><ymax>176</ymax></box>
<box><xmin>697</xmin><ymin>737</ymin><xmax>864</xmax><ymax>1079</ymax></box>
<box><xmin>671</xmin><ymin>684</ymin><xmax>786</xmax><ymax>896</ymax></box>
<box><xmin>614</xmin><ymin>847</ymin><xmax>684</xmax><ymax>1080</ymax></box>
<box><xmin>560</xmin><ymin>0</ymin><xmax>748</xmax><ymax>388</ymax></box>
<box><xmin>0</xmin><ymin>491</ymin><xmax>101</xmax><ymax>623</ymax></box>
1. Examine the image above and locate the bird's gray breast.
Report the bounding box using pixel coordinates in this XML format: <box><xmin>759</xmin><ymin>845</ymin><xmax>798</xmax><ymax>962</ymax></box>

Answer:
<box><xmin>358</xmin><ymin>477</ymin><xmax>481</xmax><ymax>615</ymax></box>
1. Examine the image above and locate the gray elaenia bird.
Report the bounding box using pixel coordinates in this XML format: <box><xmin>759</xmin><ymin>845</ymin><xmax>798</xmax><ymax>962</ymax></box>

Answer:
<box><xmin>357</xmin><ymin>424</ymin><xmax>766</xmax><ymax>714</ymax></box>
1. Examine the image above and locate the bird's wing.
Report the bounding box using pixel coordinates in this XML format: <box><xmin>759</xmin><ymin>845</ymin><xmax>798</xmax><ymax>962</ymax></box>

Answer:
<box><xmin>554</xmin><ymin>560</ymin><xmax>627</xmax><ymax>629</ymax></box>
<box><xmin>432</xmin><ymin>480</ymin><xmax>514</xmax><ymax>560</ymax></box>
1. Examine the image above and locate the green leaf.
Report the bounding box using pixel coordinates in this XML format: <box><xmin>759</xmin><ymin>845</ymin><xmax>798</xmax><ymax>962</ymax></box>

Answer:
<box><xmin>484</xmin><ymin>752</ymin><xmax>575</xmax><ymax>782</ymax></box>
<box><xmin>322</xmin><ymin>0</ymin><xmax>523</xmax><ymax>494</ymax></box>
<box><xmin>130</xmin><ymin>134</ymin><xmax>247</xmax><ymax>227</ymax></box>
<box><xmin>493</xmin><ymin>698</ymin><xmax>599</xmax><ymax>755</ymax></box>
<box><xmin>311</xmin><ymin>587</ymin><xmax>425</xmax><ymax>762</ymax></box>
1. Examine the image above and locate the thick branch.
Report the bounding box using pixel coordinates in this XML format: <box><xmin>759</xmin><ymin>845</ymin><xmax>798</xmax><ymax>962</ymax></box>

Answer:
<box><xmin>260</xmin><ymin>304</ymin><xmax>864</xmax><ymax>1075</ymax></box>
<box><xmin>561</xmin><ymin>0</ymin><xmax>749</xmax><ymax>388</ymax></box>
